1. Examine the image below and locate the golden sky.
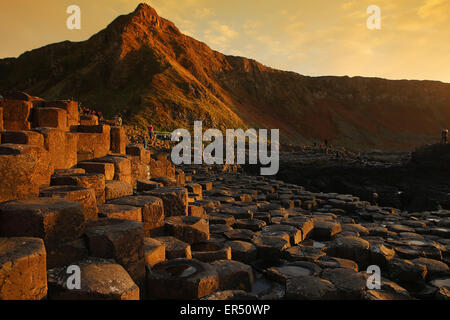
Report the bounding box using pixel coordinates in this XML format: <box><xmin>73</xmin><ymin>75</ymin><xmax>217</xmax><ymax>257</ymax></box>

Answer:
<box><xmin>1</xmin><ymin>0</ymin><xmax>449</xmax><ymax>82</ymax></box>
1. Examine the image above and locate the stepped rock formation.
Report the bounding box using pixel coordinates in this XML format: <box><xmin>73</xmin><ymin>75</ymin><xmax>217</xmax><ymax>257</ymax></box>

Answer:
<box><xmin>1</xmin><ymin>3</ymin><xmax>450</xmax><ymax>149</ymax></box>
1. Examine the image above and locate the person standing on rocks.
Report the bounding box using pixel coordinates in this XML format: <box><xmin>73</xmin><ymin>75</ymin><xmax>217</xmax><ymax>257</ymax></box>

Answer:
<box><xmin>441</xmin><ymin>129</ymin><xmax>448</xmax><ymax>145</ymax></box>
<box><xmin>148</xmin><ymin>124</ymin><xmax>154</xmax><ymax>141</ymax></box>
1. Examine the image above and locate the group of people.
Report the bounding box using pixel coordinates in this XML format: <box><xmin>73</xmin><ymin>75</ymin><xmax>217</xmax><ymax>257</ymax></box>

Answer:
<box><xmin>114</xmin><ymin>114</ymin><xmax>123</xmax><ymax>127</ymax></box>
<box><xmin>80</xmin><ymin>107</ymin><xmax>104</xmax><ymax>121</ymax></box>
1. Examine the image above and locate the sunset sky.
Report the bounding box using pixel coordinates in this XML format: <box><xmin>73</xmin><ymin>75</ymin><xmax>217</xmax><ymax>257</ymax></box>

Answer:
<box><xmin>1</xmin><ymin>0</ymin><xmax>449</xmax><ymax>83</ymax></box>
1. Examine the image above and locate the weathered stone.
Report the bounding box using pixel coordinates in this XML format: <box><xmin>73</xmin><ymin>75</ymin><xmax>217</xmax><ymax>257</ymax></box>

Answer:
<box><xmin>165</xmin><ymin>216</ymin><xmax>210</xmax><ymax>244</ymax></box>
<box><xmin>144</xmin><ymin>237</ymin><xmax>166</xmax><ymax>267</ymax></box>
<box><xmin>252</xmin><ymin>235</ymin><xmax>291</xmax><ymax>260</ymax></box>
<box><xmin>44</xmin><ymin>100</ymin><xmax>79</xmax><ymax>128</ymax></box>
<box><xmin>77</xmin><ymin>162</ymin><xmax>115</xmax><ymax>181</ymax></box>
<box><xmin>1</xmin><ymin>130</ymin><xmax>44</xmax><ymax>147</ymax></box>
<box><xmin>413</xmin><ymin>257</ymin><xmax>449</xmax><ymax>280</ymax></box>
<box><xmin>233</xmin><ymin>219</ymin><xmax>267</xmax><ymax>231</ymax></box>
<box><xmin>46</xmin><ymin>239</ymin><xmax>88</xmax><ymax>269</ymax></box>
<box><xmin>224</xmin><ymin>229</ymin><xmax>256</xmax><ymax>242</ymax></box>
<box><xmin>204</xmin><ymin>290</ymin><xmax>257</xmax><ymax>300</ymax></box>
<box><xmin>283</xmin><ymin>245</ymin><xmax>326</xmax><ymax>262</ymax></box>
<box><xmin>388</xmin><ymin>258</ymin><xmax>427</xmax><ymax>291</ymax></box>
<box><xmin>84</xmin><ymin>218</ymin><xmax>145</xmax><ymax>289</ymax></box>
<box><xmin>155</xmin><ymin>236</ymin><xmax>192</xmax><ymax>259</ymax></box>
<box><xmin>261</xmin><ymin>224</ymin><xmax>302</xmax><ymax>245</ymax></box>
<box><xmin>0</xmin><ymin>198</ymin><xmax>85</xmax><ymax>246</ymax></box>
<box><xmin>0</xmin><ymin>237</ymin><xmax>47</xmax><ymax>300</ymax></box>
<box><xmin>51</xmin><ymin>173</ymin><xmax>106</xmax><ymax>204</ymax></box>
<box><xmin>109</xmin><ymin>196</ymin><xmax>164</xmax><ymax>236</ymax></box>
<box><xmin>208</xmin><ymin>213</ymin><xmax>236</xmax><ymax>226</ymax></box>
<box><xmin>110</xmin><ymin>126</ymin><xmax>127</xmax><ymax>154</ymax></box>
<box><xmin>321</xmin><ymin>268</ymin><xmax>368</xmax><ymax>299</ymax></box>
<box><xmin>0</xmin><ymin>144</ymin><xmax>53</xmax><ymax>202</ymax></box>
<box><xmin>39</xmin><ymin>185</ymin><xmax>98</xmax><ymax>220</ymax></box>
<box><xmin>313</xmin><ymin>220</ymin><xmax>342</xmax><ymax>241</ymax></box>
<box><xmin>147</xmin><ymin>258</ymin><xmax>219</xmax><ymax>299</ymax></box>
<box><xmin>327</xmin><ymin>236</ymin><xmax>371</xmax><ymax>268</ymax></box>
<box><xmin>104</xmin><ymin>180</ymin><xmax>133</xmax><ymax>200</ymax></box>
<box><xmin>285</xmin><ymin>276</ymin><xmax>337</xmax><ymax>300</ymax></box>
<box><xmin>92</xmin><ymin>156</ymin><xmax>132</xmax><ymax>185</ymax></box>
<box><xmin>73</xmin><ymin>125</ymin><xmax>111</xmax><ymax>161</ymax></box>
<box><xmin>211</xmin><ymin>260</ymin><xmax>254</xmax><ymax>292</ymax></box>
<box><xmin>48</xmin><ymin>257</ymin><xmax>139</xmax><ymax>300</ymax></box>
<box><xmin>281</xmin><ymin>216</ymin><xmax>314</xmax><ymax>241</ymax></box>
<box><xmin>137</xmin><ymin>179</ymin><xmax>161</xmax><ymax>192</ymax></box>
<box><xmin>191</xmin><ymin>241</ymin><xmax>231</xmax><ymax>262</ymax></box>
<box><xmin>152</xmin><ymin>176</ymin><xmax>177</xmax><ymax>187</ymax></box>
<box><xmin>34</xmin><ymin>128</ymin><xmax>78</xmax><ymax>170</ymax></box>
<box><xmin>224</xmin><ymin>240</ymin><xmax>258</xmax><ymax>264</ymax></box>
<box><xmin>316</xmin><ymin>256</ymin><xmax>359</xmax><ymax>271</ymax></box>
<box><xmin>145</xmin><ymin>187</ymin><xmax>188</xmax><ymax>217</ymax></box>
<box><xmin>267</xmin><ymin>261</ymin><xmax>321</xmax><ymax>285</ymax></box>
<box><xmin>34</xmin><ymin>107</ymin><xmax>68</xmax><ymax>130</ymax></box>
<box><xmin>0</xmin><ymin>99</ymin><xmax>32</xmax><ymax>130</ymax></box>
<box><xmin>97</xmin><ymin>203</ymin><xmax>142</xmax><ymax>221</ymax></box>
<box><xmin>188</xmin><ymin>205</ymin><xmax>207</xmax><ymax>218</ymax></box>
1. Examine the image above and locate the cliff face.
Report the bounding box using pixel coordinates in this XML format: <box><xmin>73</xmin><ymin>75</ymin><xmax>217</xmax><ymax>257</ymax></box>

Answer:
<box><xmin>1</xmin><ymin>3</ymin><xmax>449</xmax><ymax>150</ymax></box>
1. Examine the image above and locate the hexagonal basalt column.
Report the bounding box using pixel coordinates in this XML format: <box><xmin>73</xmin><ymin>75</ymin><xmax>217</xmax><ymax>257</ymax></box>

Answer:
<box><xmin>147</xmin><ymin>258</ymin><xmax>219</xmax><ymax>299</ymax></box>
<box><xmin>84</xmin><ymin>218</ymin><xmax>145</xmax><ymax>289</ymax></box>
<box><xmin>164</xmin><ymin>216</ymin><xmax>210</xmax><ymax>244</ymax></box>
<box><xmin>0</xmin><ymin>237</ymin><xmax>47</xmax><ymax>300</ymax></box>
<box><xmin>109</xmin><ymin>195</ymin><xmax>164</xmax><ymax>236</ymax></box>
<box><xmin>47</xmin><ymin>257</ymin><xmax>139</xmax><ymax>300</ymax></box>
<box><xmin>0</xmin><ymin>198</ymin><xmax>85</xmax><ymax>247</ymax></box>
<box><xmin>39</xmin><ymin>185</ymin><xmax>98</xmax><ymax>221</ymax></box>
<box><xmin>144</xmin><ymin>187</ymin><xmax>188</xmax><ymax>217</ymax></box>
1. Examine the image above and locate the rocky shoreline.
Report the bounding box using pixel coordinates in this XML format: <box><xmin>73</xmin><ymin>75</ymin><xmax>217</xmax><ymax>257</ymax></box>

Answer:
<box><xmin>0</xmin><ymin>93</ymin><xmax>449</xmax><ymax>300</ymax></box>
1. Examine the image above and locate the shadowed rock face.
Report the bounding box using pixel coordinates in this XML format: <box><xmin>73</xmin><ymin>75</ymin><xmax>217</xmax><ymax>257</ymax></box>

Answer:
<box><xmin>1</xmin><ymin>3</ymin><xmax>450</xmax><ymax>150</ymax></box>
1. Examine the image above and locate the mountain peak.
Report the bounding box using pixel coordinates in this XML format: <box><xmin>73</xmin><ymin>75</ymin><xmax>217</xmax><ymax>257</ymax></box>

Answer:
<box><xmin>133</xmin><ymin>3</ymin><xmax>159</xmax><ymax>18</ymax></box>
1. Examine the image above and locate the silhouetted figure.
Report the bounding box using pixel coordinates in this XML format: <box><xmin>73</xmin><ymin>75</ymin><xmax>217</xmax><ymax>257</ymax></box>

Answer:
<box><xmin>441</xmin><ymin>129</ymin><xmax>448</xmax><ymax>145</ymax></box>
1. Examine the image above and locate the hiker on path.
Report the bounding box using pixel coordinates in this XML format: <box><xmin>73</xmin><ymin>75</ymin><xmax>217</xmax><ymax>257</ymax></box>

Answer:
<box><xmin>441</xmin><ymin>129</ymin><xmax>448</xmax><ymax>145</ymax></box>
